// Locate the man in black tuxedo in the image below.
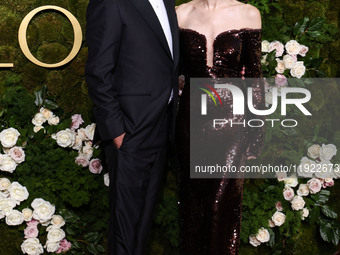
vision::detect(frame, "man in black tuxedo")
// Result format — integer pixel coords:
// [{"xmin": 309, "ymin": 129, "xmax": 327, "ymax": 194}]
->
[{"xmin": 84, "ymin": 0, "xmax": 179, "ymax": 254}]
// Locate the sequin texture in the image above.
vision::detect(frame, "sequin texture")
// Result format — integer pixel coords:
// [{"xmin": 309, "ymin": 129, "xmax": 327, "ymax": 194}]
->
[{"xmin": 177, "ymin": 28, "xmax": 265, "ymax": 255}]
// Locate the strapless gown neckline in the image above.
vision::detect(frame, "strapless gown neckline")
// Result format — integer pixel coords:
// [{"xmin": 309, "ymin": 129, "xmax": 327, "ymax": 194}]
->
[
  {"xmin": 178, "ymin": 27, "xmax": 262, "ymax": 42},
  {"xmin": 179, "ymin": 27, "xmax": 262, "ymax": 69}
]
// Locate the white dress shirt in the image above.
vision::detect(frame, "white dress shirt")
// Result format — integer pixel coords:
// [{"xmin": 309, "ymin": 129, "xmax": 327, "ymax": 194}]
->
[
  {"xmin": 148, "ymin": 0, "xmax": 173, "ymax": 57},
  {"xmin": 148, "ymin": 0, "xmax": 174, "ymax": 102}
]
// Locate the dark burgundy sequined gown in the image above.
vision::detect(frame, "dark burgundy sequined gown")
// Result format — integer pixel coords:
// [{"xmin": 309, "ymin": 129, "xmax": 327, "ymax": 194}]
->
[{"xmin": 177, "ymin": 28, "xmax": 265, "ymax": 255}]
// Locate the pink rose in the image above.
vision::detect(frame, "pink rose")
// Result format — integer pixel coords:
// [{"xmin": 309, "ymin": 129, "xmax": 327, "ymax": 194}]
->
[
  {"xmin": 275, "ymin": 74, "xmax": 287, "ymax": 87},
  {"xmin": 299, "ymin": 45, "xmax": 309, "ymax": 57},
  {"xmin": 322, "ymin": 179, "xmax": 334, "ymax": 188},
  {"xmin": 75, "ymin": 154, "xmax": 89, "ymax": 167},
  {"xmin": 27, "ymin": 219, "xmax": 39, "ymax": 227},
  {"xmin": 307, "ymin": 178, "xmax": 322, "ymax": 194},
  {"xmin": 89, "ymin": 159, "xmax": 103, "ymax": 174},
  {"xmin": 269, "ymin": 41, "xmax": 284, "ymax": 57},
  {"xmin": 9, "ymin": 146, "xmax": 25, "ymax": 164},
  {"xmin": 24, "ymin": 225, "xmax": 39, "ymax": 239},
  {"xmin": 275, "ymin": 201, "xmax": 283, "ymax": 212},
  {"xmin": 56, "ymin": 239, "xmax": 72, "ymax": 253},
  {"xmin": 283, "ymin": 186, "xmax": 294, "ymax": 201},
  {"xmin": 70, "ymin": 114, "xmax": 84, "ymax": 131}
]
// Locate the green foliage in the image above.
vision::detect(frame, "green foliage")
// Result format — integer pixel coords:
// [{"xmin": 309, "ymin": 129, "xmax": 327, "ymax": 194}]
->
[
  {"xmin": 155, "ymin": 173, "xmax": 179, "ymax": 247},
  {"xmin": 0, "ymin": 84, "xmax": 110, "ymax": 254},
  {"xmin": 0, "ymin": 85, "xmax": 36, "ymax": 126}
]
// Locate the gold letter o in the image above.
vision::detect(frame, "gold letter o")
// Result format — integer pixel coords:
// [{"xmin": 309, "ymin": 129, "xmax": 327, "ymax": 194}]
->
[{"xmin": 18, "ymin": 5, "xmax": 82, "ymax": 68}]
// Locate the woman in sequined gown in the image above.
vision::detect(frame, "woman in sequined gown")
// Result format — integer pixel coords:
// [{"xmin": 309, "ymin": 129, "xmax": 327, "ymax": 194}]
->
[{"xmin": 176, "ymin": 1, "xmax": 265, "ymax": 254}]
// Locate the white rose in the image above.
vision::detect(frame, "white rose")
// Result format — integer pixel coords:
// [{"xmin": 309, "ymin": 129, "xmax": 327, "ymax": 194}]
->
[
  {"xmin": 249, "ymin": 235, "xmax": 261, "ymax": 247},
  {"xmin": 2, "ymin": 147, "xmax": 10, "ymax": 154},
  {"xmin": 6, "ymin": 209, "xmax": 24, "ymax": 225},
  {"xmin": 9, "ymin": 146, "xmax": 25, "ymax": 164},
  {"xmin": 269, "ymin": 41, "xmax": 284, "ymax": 57},
  {"xmin": 285, "ymin": 40, "xmax": 301, "ymax": 55},
  {"xmin": 32, "ymin": 113, "xmax": 46, "ymax": 126},
  {"xmin": 265, "ymin": 91, "xmax": 273, "ymax": 106},
  {"xmin": 0, "ymin": 211, "xmax": 4, "ymax": 219},
  {"xmin": 72, "ymin": 135, "xmax": 83, "ymax": 151},
  {"xmin": 283, "ymin": 186, "xmax": 295, "ymax": 201},
  {"xmin": 75, "ymin": 153, "xmax": 90, "ymax": 167},
  {"xmin": 261, "ymin": 40, "xmax": 270, "ymax": 52},
  {"xmin": 334, "ymin": 167, "xmax": 340, "ymax": 179},
  {"xmin": 301, "ymin": 207, "xmax": 309, "ymax": 220},
  {"xmin": 0, "ymin": 127, "xmax": 20, "ymax": 148},
  {"xmin": 291, "ymin": 195, "xmax": 305, "ymax": 211},
  {"xmin": 275, "ymin": 58, "xmax": 285, "ymax": 74},
  {"xmin": 299, "ymin": 45, "xmax": 309, "ymax": 57},
  {"xmin": 307, "ymin": 178, "xmax": 322, "ymax": 194},
  {"xmin": 0, "ymin": 178, "xmax": 11, "ymax": 190},
  {"xmin": 104, "ymin": 173, "xmax": 110, "ymax": 187},
  {"xmin": 85, "ymin": 123, "xmax": 96, "ymax": 141},
  {"xmin": 290, "ymin": 61, "xmax": 306, "ymax": 79},
  {"xmin": 21, "ymin": 238, "xmax": 44, "ymax": 255},
  {"xmin": 307, "ymin": 144, "xmax": 321, "ymax": 159},
  {"xmin": 22, "ymin": 208, "xmax": 33, "ymax": 221},
  {"xmin": 261, "ymin": 54, "xmax": 269, "ymax": 66},
  {"xmin": 44, "ymin": 240, "xmax": 60, "ymax": 253},
  {"xmin": 31, "ymin": 198, "xmax": 55, "ymax": 222},
  {"xmin": 33, "ymin": 126, "xmax": 45, "ymax": 133},
  {"xmin": 315, "ymin": 160, "xmax": 334, "ymax": 179},
  {"xmin": 85, "ymin": 140, "xmax": 93, "ymax": 147},
  {"xmin": 41, "ymin": 220, "xmax": 51, "ymax": 226},
  {"xmin": 282, "ymin": 54, "xmax": 296, "ymax": 69},
  {"xmin": 51, "ymin": 215, "xmax": 65, "ymax": 227},
  {"xmin": 0, "ymin": 192, "xmax": 8, "ymax": 199},
  {"xmin": 271, "ymin": 211, "xmax": 286, "ymax": 226},
  {"xmin": 77, "ymin": 128, "xmax": 88, "ymax": 141},
  {"xmin": 40, "ymin": 107, "xmax": 53, "ymax": 119},
  {"xmin": 9, "ymin": 181, "xmax": 29, "ymax": 203},
  {"xmin": 0, "ymin": 155, "xmax": 17, "ymax": 173},
  {"xmin": 256, "ymin": 227, "xmax": 270, "ymax": 243},
  {"xmin": 268, "ymin": 219, "xmax": 275, "ymax": 228},
  {"xmin": 81, "ymin": 145, "xmax": 94, "ymax": 160},
  {"xmin": 320, "ymin": 144, "xmax": 337, "ymax": 161},
  {"xmin": 0, "ymin": 198, "xmax": 17, "ymax": 216},
  {"xmin": 297, "ymin": 157, "xmax": 315, "ymax": 178},
  {"xmin": 297, "ymin": 184, "xmax": 309, "ymax": 196},
  {"xmin": 46, "ymin": 226, "xmax": 66, "ymax": 242},
  {"xmin": 54, "ymin": 129, "xmax": 76, "ymax": 148},
  {"xmin": 48, "ymin": 116, "xmax": 60, "ymax": 126},
  {"xmin": 276, "ymin": 171, "xmax": 287, "ymax": 181},
  {"xmin": 283, "ymin": 174, "xmax": 298, "ymax": 187}
]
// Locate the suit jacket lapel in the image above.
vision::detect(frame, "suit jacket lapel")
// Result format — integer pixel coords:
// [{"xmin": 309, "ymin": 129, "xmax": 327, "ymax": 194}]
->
[
  {"xmin": 128, "ymin": 0, "xmax": 173, "ymax": 59},
  {"xmin": 163, "ymin": 0, "xmax": 180, "ymax": 66}
]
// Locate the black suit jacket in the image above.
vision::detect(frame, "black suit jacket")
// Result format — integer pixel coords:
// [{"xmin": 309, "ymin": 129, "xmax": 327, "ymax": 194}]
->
[{"xmin": 85, "ymin": 0, "xmax": 179, "ymax": 145}]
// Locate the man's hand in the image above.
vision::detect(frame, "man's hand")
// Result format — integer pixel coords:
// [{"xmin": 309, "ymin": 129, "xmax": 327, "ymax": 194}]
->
[
  {"xmin": 178, "ymin": 75, "xmax": 185, "ymax": 96},
  {"xmin": 113, "ymin": 133, "xmax": 126, "ymax": 149}
]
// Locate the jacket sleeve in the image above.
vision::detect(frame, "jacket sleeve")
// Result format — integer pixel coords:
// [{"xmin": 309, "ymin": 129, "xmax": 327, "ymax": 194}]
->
[
  {"xmin": 243, "ymin": 30, "xmax": 265, "ymax": 157},
  {"xmin": 85, "ymin": 0, "xmax": 125, "ymax": 141}
]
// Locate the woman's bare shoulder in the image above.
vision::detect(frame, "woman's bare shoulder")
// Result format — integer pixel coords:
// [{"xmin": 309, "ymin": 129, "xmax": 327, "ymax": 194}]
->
[
  {"xmin": 236, "ymin": 3, "xmax": 262, "ymax": 29},
  {"xmin": 246, "ymin": 4, "xmax": 261, "ymax": 27},
  {"xmin": 176, "ymin": 2, "xmax": 195, "ymax": 27}
]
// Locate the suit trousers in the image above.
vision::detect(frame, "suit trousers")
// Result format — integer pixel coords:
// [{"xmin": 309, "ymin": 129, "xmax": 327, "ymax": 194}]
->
[{"xmin": 103, "ymin": 109, "xmax": 169, "ymax": 255}]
